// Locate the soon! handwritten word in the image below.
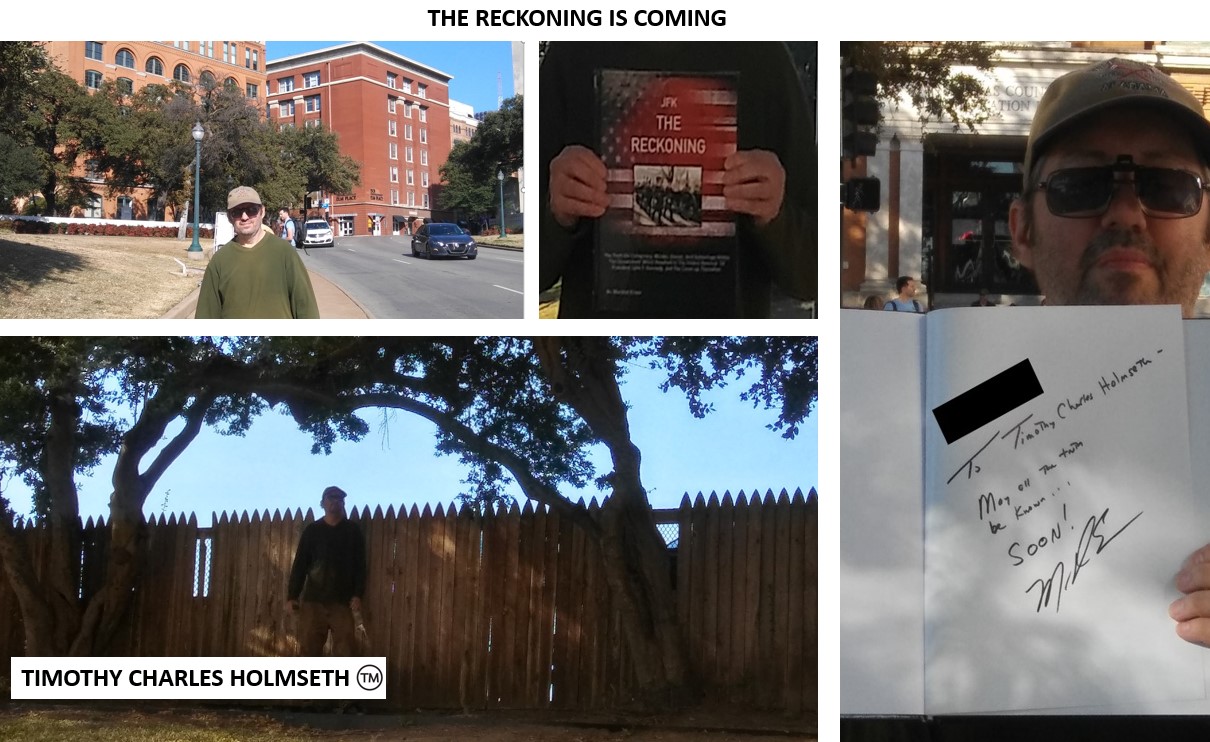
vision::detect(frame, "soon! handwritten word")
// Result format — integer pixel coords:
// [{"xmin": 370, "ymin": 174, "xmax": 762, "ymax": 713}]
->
[{"xmin": 1009, "ymin": 503, "xmax": 1068, "ymax": 566}]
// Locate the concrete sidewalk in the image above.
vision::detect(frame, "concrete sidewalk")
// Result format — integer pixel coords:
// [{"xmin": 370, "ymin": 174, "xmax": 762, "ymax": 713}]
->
[{"xmin": 162, "ymin": 269, "xmax": 370, "ymax": 319}]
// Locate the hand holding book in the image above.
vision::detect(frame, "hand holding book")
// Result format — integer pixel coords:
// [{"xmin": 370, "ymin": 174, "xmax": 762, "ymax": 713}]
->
[
  {"xmin": 550, "ymin": 144, "xmax": 787, "ymax": 231},
  {"xmin": 548, "ymin": 145, "xmax": 609, "ymax": 230},
  {"xmin": 722, "ymin": 149, "xmax": 785, "ymax": 226},
  {"xmin": 1171, "ymin": 542, "xmax": 1210, "ymax": 647}
]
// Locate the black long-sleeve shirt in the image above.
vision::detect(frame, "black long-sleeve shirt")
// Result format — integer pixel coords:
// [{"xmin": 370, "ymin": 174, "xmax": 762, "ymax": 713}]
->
[{"xmin": 287, "ymin": 517, "xmax": 366, "ymax": 605}]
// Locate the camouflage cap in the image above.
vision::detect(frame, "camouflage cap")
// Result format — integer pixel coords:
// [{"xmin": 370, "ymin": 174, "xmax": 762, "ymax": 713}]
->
[{"xmin": 1024, "ymin": 58, "xmax": 1210, "ymax": 187}]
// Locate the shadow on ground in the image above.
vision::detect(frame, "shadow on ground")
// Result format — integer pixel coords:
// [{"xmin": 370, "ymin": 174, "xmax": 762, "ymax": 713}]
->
[
  {"xmin": 0, "ymin": 701, "xmax": 814, "ymax": 740},
  {"xmin": 262, "ymin": 706, "xmax": 814, "ymax": 738},
  {"xmin": 0, "ymin": 237, "xmax": 87, "ymax": 292}
]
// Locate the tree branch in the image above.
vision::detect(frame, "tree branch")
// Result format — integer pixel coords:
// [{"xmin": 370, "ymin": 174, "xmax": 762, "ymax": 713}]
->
[{"xmin": 253, "ymin": 381, "xmax": 601, "ymax": 537}]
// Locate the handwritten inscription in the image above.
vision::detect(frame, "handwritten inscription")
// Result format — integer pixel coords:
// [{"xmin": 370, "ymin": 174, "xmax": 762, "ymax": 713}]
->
[
  {"xmin": 1058, "ymin": 441, "xmax": 1083, "ymax": 459},
  {"xmin": 917, "ymin": 307, "xmax": 1200, "ymax": 713},
  {"xmin": 946, "ymin": 431, "xmax": 996, "ymax": 485},
  {"xmin": 1096, "ymin": 353, "xmax": 1157, "ymax": 396},
  {"xmin": 947, "ymin": 349, "xmax": 1163, "ymax": 475},
  {"xmin": 1056, "ymin": 391, "xmax": 1094, "ymax": 419},
  {"xmin": 1013, "ymin": 495, "xmax": 1047, "ymax": 521},
  {"xmin": 944, "ymin": 347, "xmax": 1164, "ymax": 616},
  {"xmin": 1005, "ymin": 413, "xmax": 1056, "ymax": 450},
  {"xmin": 1008, "ymin": 503, "xmax": 1067, "ymax": 566}
]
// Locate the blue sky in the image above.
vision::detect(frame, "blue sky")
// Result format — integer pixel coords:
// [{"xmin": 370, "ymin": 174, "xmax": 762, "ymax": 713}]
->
[
  {"xmin": 5, "ymin": 360, "xmax": 816, "ymax": 527},
  {"xmin": 264, "ymin": 42, "xmax": 517, "ymax": 116}
]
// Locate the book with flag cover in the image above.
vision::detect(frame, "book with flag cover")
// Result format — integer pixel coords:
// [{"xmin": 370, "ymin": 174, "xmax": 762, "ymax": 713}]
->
[{"xmin": 593, "ymin": 69, "xmax": 739, "ymax": 316}]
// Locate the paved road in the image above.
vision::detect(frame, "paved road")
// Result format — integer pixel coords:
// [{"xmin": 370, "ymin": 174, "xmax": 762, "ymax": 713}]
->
[{"xmin": 297, "ymin": 234, "xmax": 524, "ymax": 319}]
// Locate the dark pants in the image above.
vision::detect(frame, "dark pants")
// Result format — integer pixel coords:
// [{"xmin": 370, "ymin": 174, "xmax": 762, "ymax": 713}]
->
[{"xmin": 299, "ymin": 601, "xmax": 355, "ymax": 657}]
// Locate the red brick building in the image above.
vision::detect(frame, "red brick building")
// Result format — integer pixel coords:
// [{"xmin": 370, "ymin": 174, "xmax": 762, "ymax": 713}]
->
[
  {"xmin": 266, "ymin": 42, "xmax": 453, "ymax": 237},
  {"xmin": 40, "ymin": 41, "xmax": 267, "ymax": 220}
]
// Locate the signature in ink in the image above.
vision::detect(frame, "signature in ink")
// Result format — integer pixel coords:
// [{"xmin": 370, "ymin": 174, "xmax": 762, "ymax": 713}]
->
[{"xmin": 1025, "ymin": 507, "xmax": 1143, "ymax": 614}]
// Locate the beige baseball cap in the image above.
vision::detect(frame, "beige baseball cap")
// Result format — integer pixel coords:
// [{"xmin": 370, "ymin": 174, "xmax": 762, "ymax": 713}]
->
[
  {"xmin": 226, "ymin": 185, "xmax": 263, "ymax": 209},
  {"xmin": 1024, "ymin": 58, "xmax": 1210, "ymax": 187}
]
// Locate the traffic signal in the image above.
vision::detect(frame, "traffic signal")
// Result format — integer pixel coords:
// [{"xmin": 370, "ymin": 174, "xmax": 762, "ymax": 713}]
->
[
  {"xmin": 843, "ymin": 67, "xmax": 879, "ymax": 159},
  {"xmin": 842, "ymin": 177, "xmax": 881, "ymax": 212}
]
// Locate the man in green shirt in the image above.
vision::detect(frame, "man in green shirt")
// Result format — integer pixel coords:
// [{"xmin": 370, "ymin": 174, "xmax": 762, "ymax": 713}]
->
[{"xmin": 195, "ymin": 186, "xmax": 320, "ymax": 319}]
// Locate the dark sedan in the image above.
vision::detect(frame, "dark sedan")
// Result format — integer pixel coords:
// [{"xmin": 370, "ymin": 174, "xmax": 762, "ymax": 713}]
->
[{"xmin": 410, "ymin": 222, "xmax": 478, "ymax": 259}]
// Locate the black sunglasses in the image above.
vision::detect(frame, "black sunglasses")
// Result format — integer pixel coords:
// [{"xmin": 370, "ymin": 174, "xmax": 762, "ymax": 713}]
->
[
  {"xmin": 228, "ymin": 204, "xmax": 262, "ymax": 219},
  {"xmin": 1036, "ymin": 155, "xmax": 1210, "ymax": 218}
]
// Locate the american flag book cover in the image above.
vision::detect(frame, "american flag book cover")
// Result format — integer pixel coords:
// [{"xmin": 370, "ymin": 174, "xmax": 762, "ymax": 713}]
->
[{"xmin": 593, "ymin": 69, "xmax": 739, "ymax": 316}]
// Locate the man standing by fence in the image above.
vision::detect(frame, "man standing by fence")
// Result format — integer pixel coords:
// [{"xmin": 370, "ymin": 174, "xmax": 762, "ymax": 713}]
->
[{"xmin": 287, "ymin": 486, "xmax": 366, "ymax": 658}]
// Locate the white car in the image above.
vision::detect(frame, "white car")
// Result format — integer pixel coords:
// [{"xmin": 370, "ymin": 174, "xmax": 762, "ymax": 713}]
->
[{"xmin": 301, "ymin": 219, "xmax": 334, "ymax": 248}]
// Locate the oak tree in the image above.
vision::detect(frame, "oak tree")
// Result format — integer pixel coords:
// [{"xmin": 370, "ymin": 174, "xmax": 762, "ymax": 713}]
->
[{"xmin": 0, "ymin": 335, "xmax": 815, "ymax": 707}]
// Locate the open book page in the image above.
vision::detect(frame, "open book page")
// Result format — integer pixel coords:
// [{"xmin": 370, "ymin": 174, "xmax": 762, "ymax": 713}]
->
[
  {"xmin": 922, "ymin": 305, "xmax": 1205, "ymax": 714},
  {"xmin": 839, "ymin": 309, "xmax": 927, "ymax": 714},
  {"xmin": 1033, "ymin": 320, "xmax": 1210, "ymax": 716},
  {"xmin": 1175, "ymin": 321, "xmax": 1210, "ymax": 711}
]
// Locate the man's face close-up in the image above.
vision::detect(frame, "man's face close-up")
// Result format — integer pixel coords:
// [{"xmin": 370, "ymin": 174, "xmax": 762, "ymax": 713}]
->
[
  {"xmin": 1011, "ymin": 109, "xmax": 1210, "ymax": 316},
  {"xmin": 321, "ymin": 493, "xmax": 346, "ymax": 518},
  {"xmin": 230, "ymin": 203, "xmax": 263, "ymax": 239}
]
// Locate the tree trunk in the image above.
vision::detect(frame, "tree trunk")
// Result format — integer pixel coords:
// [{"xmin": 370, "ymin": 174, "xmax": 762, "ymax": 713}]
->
[
  {"xmin": 43, "ymin": 384, "xmax": 84, "ymax": 653},
  {"xmin": 534, "ymin": 337, "xmax": 697, "ymax": 705},
  {"xmin": 1, "ymin": 344, "xmax": 255, "ymax": 657},
  {"xmin": 0, "ymin": 379, "xmax": 85, "ymax": 656},
  {"xmin": 70, "ymin": 498, "xmax": 143, "ymax": 656},
  {"xmin": 0, "ymin": 512, "xmax": 60, "ymax": 655},
  {"xmin": 40, "ymin": 170, "xmax": 58, "ymax": 216},
  {"xmin": 597, "ymin": 461, "xmax": 696, "ymax": 705}
]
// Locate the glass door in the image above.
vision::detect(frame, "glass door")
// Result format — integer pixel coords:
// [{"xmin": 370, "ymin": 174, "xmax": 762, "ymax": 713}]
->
[{"xmin": 946, "ymin": 187, "xmax": 1029, "ymax": 292}]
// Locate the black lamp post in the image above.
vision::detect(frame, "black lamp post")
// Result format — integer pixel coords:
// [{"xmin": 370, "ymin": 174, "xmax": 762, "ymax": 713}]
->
[
  {"xmin": 187, "ymin": 122, "xmax": 204, "ymax": 256},
  {"xmin": 497, "ymin": 169, "xmax": 505, "ymax": 238}
]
